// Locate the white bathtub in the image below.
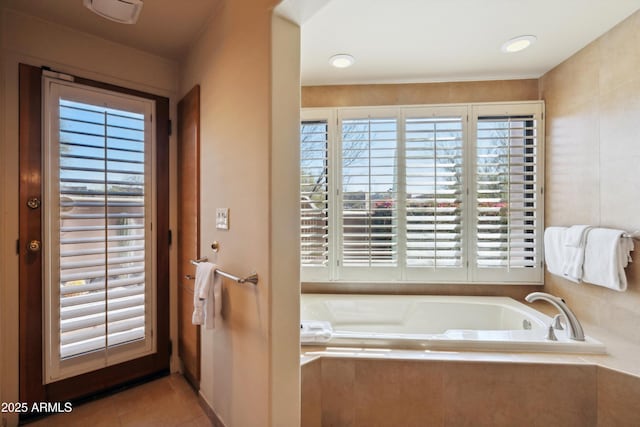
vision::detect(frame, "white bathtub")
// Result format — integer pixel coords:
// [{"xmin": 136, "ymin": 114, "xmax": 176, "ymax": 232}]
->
[{"xmin": 301, "ymin": 294, "xmax": 605, "ymax": 354}]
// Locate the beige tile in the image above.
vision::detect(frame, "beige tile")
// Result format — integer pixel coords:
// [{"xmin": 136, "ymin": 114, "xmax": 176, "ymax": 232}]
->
[
  {"xmin": 442, "ymin": 362, "xmax": 596, "ymax": 427},
  {"xmin": 193, "ymin": 415, "xmax": 215, "ymax": 427},
  {"xmin": 544, "ymin": 101, "xmax": 600, "ymax": 225},
  {"xmin": 599, "ymin": 11, "xmax": 640, "ymax": 94},
  {"xmin": 301, "ymin": 359, "xmax": 322, "ymax": 427},
  {"xmin": 321, "ymin": 358, "xmax": 356, "ymax": 426},
  {"xmin": 449, "ymin": 80, "xmax": 539, "ymax": 103},
  {"xmin": 15, "ymin": 375, "xmax": 207, "ymax": 427},
  {"xmin": 353, "ymin": 359, "xmax": 443, "ymax": 427},
  {"xmin": 598, "ymin": 79, "xmax": 640, "ymax": 231},
  {"xmin": 302, "ymin": 79, "xmax": 539, "ymax": 108},
  {"xmin": 598, "ymin": 367, "xmax": 640, "ymax": 426},
  {"xmin": 540, "ymin": 41, "xmax": 599, "ymax": 109}
]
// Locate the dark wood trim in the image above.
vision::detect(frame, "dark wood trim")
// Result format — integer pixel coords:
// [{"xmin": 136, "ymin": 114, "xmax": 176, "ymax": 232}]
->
[
  {"xmin": 177, "ymin": 85, "xmax": 201, "ymax": 390},
  {"xmin": 18, "ymin": 64, "xmax": 171, "ymax": 414},
  {"xmin": 19, "ymin": 63, "xmax": 45, "ymax": 404}
]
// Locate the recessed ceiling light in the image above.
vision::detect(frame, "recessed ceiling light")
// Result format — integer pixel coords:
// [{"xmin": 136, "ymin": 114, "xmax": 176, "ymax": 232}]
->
[
  {"xmin": 329, "ymin": 54, "xmax": 355, "ymax": 68},
  {"xmin": 501, "ymin": 35, "xmax": 537, "ymax": 53},
  {"xmin": 83, "ymin": 0, "xmax": 144, "ymax": 24}
]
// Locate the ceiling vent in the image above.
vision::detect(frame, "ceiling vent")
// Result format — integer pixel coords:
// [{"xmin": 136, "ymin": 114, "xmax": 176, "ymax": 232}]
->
[{"xmin": 83, "ymin": 0, "xmax": 144, "ymax": 24}]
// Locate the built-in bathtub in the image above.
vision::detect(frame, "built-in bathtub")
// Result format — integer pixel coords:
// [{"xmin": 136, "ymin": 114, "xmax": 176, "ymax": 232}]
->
[{"xmin": 301, "ymin": 294, "xmax": 605, "ymax": 354}]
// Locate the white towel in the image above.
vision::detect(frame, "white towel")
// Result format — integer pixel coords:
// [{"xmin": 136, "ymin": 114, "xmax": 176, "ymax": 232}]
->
[
  {"xmin": 300, "ymin": 320, "xmax": 333, "ymax": 344},
  {"xmin": 192, "ymin": 262, "xmax": 222, "ymax": 329},
  {"xmin": 544, "ymin": 227, "xmax": 570, "ymax": 280},
  {"xmin": 582, "ymin": 228, "xmax": 634, "ymax": 291},
  {"xmin": 561, "ymin": 225, "xmax": 593, "ymax": 282}
]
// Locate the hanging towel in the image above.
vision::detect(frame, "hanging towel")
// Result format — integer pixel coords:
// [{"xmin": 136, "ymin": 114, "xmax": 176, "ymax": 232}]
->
[
  {"xmin": 300, "ymin": 320, "xmax": 333, "ymax": 344},
  {"xmin": 582, "ymin": 228, "xmax": 634, "ymax": 291},
  {"xmin": 544, "ymin": 226, "xmax": 570, "ymax": 280},
  {"xmin": 192, "ymin": 262, "xmax": 222, "ymax": 329},
  {"xmin": 561, "ymin": 225, "xmax": 593, "ymax": 282}
]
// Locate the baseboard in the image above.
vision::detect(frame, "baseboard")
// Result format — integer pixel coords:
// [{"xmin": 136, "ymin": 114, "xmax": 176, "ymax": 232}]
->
[{"xmin": 198, "ymin": 393, "xmax": 226, "ymax": 427}]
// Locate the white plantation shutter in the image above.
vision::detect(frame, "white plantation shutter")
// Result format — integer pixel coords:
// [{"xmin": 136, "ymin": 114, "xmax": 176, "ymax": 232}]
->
[
  {"xmin": 403, "ymin": 108, "xmax": 467, "ymax": 281},
  {"xmin": 473, "ymin": 104, "xmax": 543, "ymax": 282},
  {"xmin": 44, "ymin": 79, "xmax": 156, "ymax": 382},
  {"xmin": 300, "ymin": 119, "xmax": 330, "ymax": 274},
  {"xmin": 339, "ymin": 110, "xmax": 399, "ymax": 279},
  {"xmin": 300, "ymin": 102, "xmax": 543, "ymax": 284}
]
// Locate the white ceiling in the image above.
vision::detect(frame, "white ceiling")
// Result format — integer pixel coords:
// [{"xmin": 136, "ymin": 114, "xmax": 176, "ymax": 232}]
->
[
  {"xmin": 301, "ymin": 0, "xmax": 640, "ymax": 86},
  {"xmin": 2, "ymin": 0, "xmax": 218, "ymax": 60}
]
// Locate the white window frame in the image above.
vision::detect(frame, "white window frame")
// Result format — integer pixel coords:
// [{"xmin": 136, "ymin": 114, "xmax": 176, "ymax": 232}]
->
[
  {"xmin": 43, "ymin": 77, "xmax": 157, "ymax": 383},
  {"xmin": 300, "ymin": 101, "xmax": 544, "ymax": 285},
  {"xmin": 402, "ymin": 105, "xmax": 470, "ymax": 282},
  {"xmin": 470, "ymin": 103, "xmax": 544, "ymax": 284},
  {"xmin": 337, "ymin": 107, "xmax": 401, "ymax": 282},
  {"xmin": 300, "ymin": 109, "xmax": 335, "ymax": 282}
]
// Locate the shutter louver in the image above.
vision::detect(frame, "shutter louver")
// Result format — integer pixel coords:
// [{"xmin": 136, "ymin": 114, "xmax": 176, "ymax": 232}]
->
[
  {"xmin": 405, "ymin": 116, "xmax": 464, "ymax": 268},
  {"xmin": 57, "ymin": 99, "xmax": 147, "ymax": 359},
  {"xmin": 475, "ymin": 115, "xmax": 538, "ymax": 269},
  {"xmin": 300, "ymin": 120, "xmax": 330, "ymax": 268},
  {"xmin": 341, "ymin": 117, "xmax": 398, "ymax": 267}
]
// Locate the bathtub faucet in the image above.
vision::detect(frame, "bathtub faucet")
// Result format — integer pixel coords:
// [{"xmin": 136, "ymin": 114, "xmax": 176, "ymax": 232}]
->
[{"xmin": 524, "ymin": 292, "xmax": 585, "ymax": 341}]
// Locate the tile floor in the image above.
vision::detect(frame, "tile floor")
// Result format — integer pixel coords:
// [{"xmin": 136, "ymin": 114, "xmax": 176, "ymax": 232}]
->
[{"xmin": 26, "ymin": 374, "xmax": 212, "ymax": 427}]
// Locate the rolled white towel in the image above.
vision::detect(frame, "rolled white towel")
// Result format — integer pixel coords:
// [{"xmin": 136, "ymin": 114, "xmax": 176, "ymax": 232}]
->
[{"xmin": 300, "ymin": 320, "xmax": 333, "ymax": 344}]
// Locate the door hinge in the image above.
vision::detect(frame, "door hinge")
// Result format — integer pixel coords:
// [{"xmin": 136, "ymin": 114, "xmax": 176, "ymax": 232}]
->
[
  {"xmin": 16, "ymin": 239, "xmax": 19, "ymax": 255},
  {"xmin": 168, "ymin": 229, "xmax": 172, "ymax": 245},
  {"xmin": 168, "ymin": 119, "xmax": 172, "ymax": 136},
  {"xmin": 337, "ymin": 259, "xmax": 340, "ymax": 267}
]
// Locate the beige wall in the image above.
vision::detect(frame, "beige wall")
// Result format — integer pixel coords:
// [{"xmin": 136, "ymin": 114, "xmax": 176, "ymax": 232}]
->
[
  {"xmin": 0, "ymin": 9, "xmax": 179, "ymax": 427},
  {"xmin": 303, "ymin": 358, "xmax": 599, "ymax": 426},
  {"xmin": 302, "ymin": 358, "xmax": 640, "ymax": 426},
  {"xmin": 180, "ymin": 1, "xmax": 300, "ymax": 426},
  {"xmin": 539, "ymin": 10, "xmax": 640, "ymax": 343},
  {"xmin": 301, "ymin": 79, "xmax": 539, "ymax": 107},
  {"xmin": 270, "ymin": 14, "xmax": 302, "ymax": 427}
]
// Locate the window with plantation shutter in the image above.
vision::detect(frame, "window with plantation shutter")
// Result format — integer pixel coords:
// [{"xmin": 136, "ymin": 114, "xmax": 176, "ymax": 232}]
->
[
  {"xmin": 44, "ymin": 78, "xmax": 156, "ymax": 382},
  {"xmin": 339, "ymin": 111, "xmax": 399, "ymax": 279},
  {"xmin": 473, "ymin": 104, "xmax": 543, "ymax": 282},
  {"xmin": 300, "ymin": 102, "xmax": 543, "ymax": 284},
  {"xmin": 300, "ymin": 119, "xmax": 330, "ymax": 274},
  {"xmin": 404, "ymin": 108, "xmax": 466, "ymax": 281}
]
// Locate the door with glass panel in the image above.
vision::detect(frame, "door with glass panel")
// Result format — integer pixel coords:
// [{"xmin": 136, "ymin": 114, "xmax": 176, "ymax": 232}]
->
[
  {"xmin": 43, "ymin": 78, "xmax": 158, "ymax": 382},
  {"xmin": 18, "ymin": 64, "xmax": 169, "ymax": 406}
]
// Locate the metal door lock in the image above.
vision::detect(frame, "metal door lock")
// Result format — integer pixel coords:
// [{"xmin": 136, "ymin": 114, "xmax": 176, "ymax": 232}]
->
[
  {"xmin": 28, "ymin": 240, "xmax": 41, "ymax": 252},
  {"xmin": 27, "ymin": 197, "xmax": 41, "ymax": 209}
]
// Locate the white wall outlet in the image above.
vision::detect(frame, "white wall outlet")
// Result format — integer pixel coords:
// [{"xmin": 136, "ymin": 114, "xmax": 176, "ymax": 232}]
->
[{"xmin": 216, "ymin": 208, "xmax": 229, "ymax": 230}]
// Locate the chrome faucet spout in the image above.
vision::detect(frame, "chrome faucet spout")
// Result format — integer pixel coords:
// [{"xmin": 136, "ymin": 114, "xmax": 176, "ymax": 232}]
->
[{"xmin": 525, "ymin": 292, "xmax": 585, "ymax": 341}]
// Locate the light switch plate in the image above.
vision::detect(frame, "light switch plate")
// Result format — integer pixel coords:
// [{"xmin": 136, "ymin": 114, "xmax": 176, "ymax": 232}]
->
[{"xmin": 216, "ymin": 208, "xmax": 229, "ymax": 230}]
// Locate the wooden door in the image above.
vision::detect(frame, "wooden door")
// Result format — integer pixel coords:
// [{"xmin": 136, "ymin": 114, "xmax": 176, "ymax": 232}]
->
[
  {"xmin": 18, "ymin": 64, "xmax": 170, "ymax": 414},
  {"xmin": 177, "ymin": 85, "xmax": 201, "ymax": 388}
]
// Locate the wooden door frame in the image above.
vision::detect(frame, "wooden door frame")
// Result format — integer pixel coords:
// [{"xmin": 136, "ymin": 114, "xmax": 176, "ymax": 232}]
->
[
  {"xmin": 18, "ymin": 63, "xmax": 171, "ymax": 412},
  {"xmin": 177, "ymin": 85, "xmax": 201, "ymax": 389}
]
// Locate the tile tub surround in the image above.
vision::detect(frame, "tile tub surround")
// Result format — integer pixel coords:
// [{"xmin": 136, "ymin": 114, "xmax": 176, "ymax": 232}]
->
[
  {"xmin": 540, "ymin": 9, "xmax": 640, "ymax": 343},
  {"xmin": 301, "ymin": 79, "xmax": 539, "ymax": 108},
  {"xmin": 302, "ymin": 357, "xmax": 640, "ymax": 427}
]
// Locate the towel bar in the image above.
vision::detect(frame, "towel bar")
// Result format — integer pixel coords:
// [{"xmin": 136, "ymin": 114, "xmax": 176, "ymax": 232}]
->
[{"xmin": 189, "ymin": 257, "xmax": 259, "ymax": 285}]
